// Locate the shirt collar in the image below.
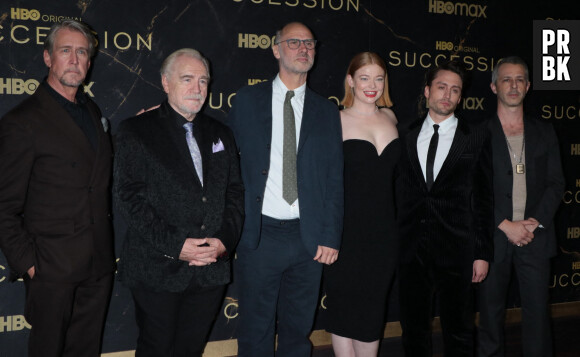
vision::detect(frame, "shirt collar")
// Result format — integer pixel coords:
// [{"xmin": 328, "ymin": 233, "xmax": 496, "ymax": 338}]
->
[
  {"xmin": 424, "ymin": 113, "xmax": 458, "ymax": 134},
  {"xmin": 162, "ymin": 100, "xmax": 199, "ymax": 130},
  {"xmin": 273, "ymin": 74, "xmax": 306, "ymax": 98},
  {"xmin": 42, "ymin": 79, "xmax": 87, "ymax": 107}
]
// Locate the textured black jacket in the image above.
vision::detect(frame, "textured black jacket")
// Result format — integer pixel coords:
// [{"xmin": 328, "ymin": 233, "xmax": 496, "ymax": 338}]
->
[{"xmin": 114, "ymin": 101, "xmax": 244, "ymax": 292}]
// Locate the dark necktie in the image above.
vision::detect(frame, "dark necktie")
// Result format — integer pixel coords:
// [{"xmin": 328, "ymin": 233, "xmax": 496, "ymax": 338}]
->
[
  {"xmin": 283, "ymin": 90, "xmax": 298, "ymax": 204},
  {"xmin": 426, "ymin": 124, "xmax": 439, "ymax": 190},
  {"xmin": 183, "ymin": 122, "xmax": 203, "ymax": 186}
]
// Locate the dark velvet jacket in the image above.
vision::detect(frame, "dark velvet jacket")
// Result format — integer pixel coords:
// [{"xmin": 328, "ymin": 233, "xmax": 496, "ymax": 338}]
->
[
  {"xmin": 488, "ymin": 115, "xmax": 564, "ymax": 262},
  {"xmin": 114, "ymin": 102, "xmax": 244, "ymax": 292},
  {"xmin": 396, "ymin": 117, "xmax": 494, "ymax": 266},
  {"xmin": 0, "ymin": 85, "xmax": 115, "ymax": 282}
]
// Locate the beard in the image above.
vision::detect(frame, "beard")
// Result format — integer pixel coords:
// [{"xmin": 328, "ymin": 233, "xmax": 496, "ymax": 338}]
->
[{"xmin": 58, "ymin": 73, "xmax": 84, "ymax": 88}]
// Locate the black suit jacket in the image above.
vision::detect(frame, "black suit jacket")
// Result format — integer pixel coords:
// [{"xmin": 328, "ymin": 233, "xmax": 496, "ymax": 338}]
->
[
  {"xmin": 396, "ymin": 118, "xmax": 494, "ymax": 266},
  {"xmin": 0, "ymin": 85, "xmax": 115, "ymax": 282},
  {"xmin": 114, "ymin": 101, "xmax": 244, "ymax": 292},
  {"xmin": 488, "ymin": 115, "xmax": 564, "ymax": 261}
]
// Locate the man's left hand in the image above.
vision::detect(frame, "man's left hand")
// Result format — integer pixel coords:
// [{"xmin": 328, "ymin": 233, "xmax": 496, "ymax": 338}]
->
[
  {"xmin": 205, "ymin": 238, "xmax": 226, "ymax": 259},
  {"xmin": 472, "ymin": 259, "xmax": 489, "ymax": 283},
  {"xmin": 525, "ymin": 217, "xmax": 540, "ymax": 233},
  {"xmin": 314, "ymin": 245, "xmax": 339, "ymax": 265}
]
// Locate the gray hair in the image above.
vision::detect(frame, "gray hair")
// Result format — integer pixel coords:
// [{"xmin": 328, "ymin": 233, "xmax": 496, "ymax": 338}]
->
[
  {"xmin": 160, "ymin": 48, "xmax": 210, "ymax": 79},
  {"xmin": 44, "ymin": 19, "xmax": 97, "ymax": 57},
  {"xmin": 492, "ymin": 56, "xmax": 529, "ymax": 84}
]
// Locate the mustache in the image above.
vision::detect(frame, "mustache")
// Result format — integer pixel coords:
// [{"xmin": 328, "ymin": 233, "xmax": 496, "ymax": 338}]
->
[{"xmin": 184, "ymin": 94, "xmax": 205, "ymax": 100}]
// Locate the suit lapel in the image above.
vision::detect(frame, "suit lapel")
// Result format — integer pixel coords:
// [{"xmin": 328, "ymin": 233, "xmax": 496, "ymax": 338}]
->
[
  {"xmin": 523, "ymin": 115, "xmax": 538, "ymax": 173},
  {"xmin": 85, "ymin": 100, "xmax": 108, "ymax": 185},
  {"xmin": 157, "ymin": 105, "xmax": 202, "ymax": 187},
  {"xmin": 37, "ymin": 87, "xmax": 95, "ymax": 164},
  {"xmin": 196, "ymin": 114, "xmax": 212, "ymax": 189},
  {"xmin": 523, "ymin": 115, "xmax": 539, "ymax": 191},
  {"xmin": 491, "ymin": 115, "xmax": 512, "ymax": 174},
  {"xmin": 405, "ymin": 124, "xmax": 425, "ymax": 190},
  {"xmin": 434, "ymin": 119, "xmax": 469, "ymax": 186},
  {"xmin": 297, "ymin": 88, "xmax": 315, "ymax": 153}
]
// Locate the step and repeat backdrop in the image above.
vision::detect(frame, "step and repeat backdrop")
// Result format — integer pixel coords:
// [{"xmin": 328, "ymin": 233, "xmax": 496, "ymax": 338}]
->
[{"xmin": 0, "ymin": 0, "xmax": 578, "ymax": 355}]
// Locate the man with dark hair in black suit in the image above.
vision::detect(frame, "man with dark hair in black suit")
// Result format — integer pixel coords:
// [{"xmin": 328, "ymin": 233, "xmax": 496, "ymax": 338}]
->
[
  {"xmin": 114, "ymin": 48, "xmax": 244, "ymax": 357},
  {"xmin": 396, "ymin": 61, "xmax": 493, "ymax": 356},
  {"xmin": 478, "ymin": 56, "xmax": 564, "ymax": 357}
]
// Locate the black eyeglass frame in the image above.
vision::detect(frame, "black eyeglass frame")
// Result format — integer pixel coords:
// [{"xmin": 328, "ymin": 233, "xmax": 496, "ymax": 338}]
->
[{"xmin": 275, "ymin": 38, "xmax": 317, "ymax": 50}]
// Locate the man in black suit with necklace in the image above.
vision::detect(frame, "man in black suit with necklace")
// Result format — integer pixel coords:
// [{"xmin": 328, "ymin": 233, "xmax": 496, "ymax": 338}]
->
[
  {"xmin": 477, "ymin": 56, "xmax": 564, "ymax": 357},
  {"xmin": 396, "ymin": 61, "xmax": 493, "ymax": 356},
  {"xmin": 114, "ymin": 48, "xmax": 244, "ymax": 356}
]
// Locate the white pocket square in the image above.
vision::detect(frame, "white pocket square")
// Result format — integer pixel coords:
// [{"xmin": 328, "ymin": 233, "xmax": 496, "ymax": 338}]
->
[{"xmin": 212, "ymin": 139, "xmax": 225, "ymax": 153}]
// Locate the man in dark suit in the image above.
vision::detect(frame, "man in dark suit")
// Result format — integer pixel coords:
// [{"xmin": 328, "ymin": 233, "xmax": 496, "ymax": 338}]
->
[
  {"xmin": 0, "ymin": 20, "xmax": 115, "ymax": 357},
  {"xmin": 477, "ymin": 56, "xmax": 564, "ymax": 357},
  {"xmin": 227, "ymin": 22, "xmax": 343, "ymax": 356},
  {"xmin": 114, "ymin": 48, "xmax": 244, "ymax": 356},
  {"xmin": 395, "ymin": 61, "xmax": 493, "ymax": 356}
]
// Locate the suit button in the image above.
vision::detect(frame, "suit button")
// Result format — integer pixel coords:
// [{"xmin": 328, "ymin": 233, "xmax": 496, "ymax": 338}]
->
[
  {"xmin": 256, "ymin": 196, "xmax": 261, "ymax": 202},
  {"xmin": 202, "ymin": 196, "xmax": 208, "ymax": 203},
  {"xmin": 88, "ymin": 186, "xmax": 93, "ymax": 192},
  {"xmin": 508, "ymin": 170, "xmax": 512, "ymax": 175},
  {"xmin": 71, "ymin": 162, "xmax": 77, "ymax": 168},
  {"xmin": 90, "ymin": 217, "xmax": 95, "ymax": 224},
  {"xmin": 420, "ymin": 219, "xmax": 426, "ymax": 224},
  {"xmin": 201, "ymin": 225, "xmax": 206, "ymax": 231},
  {"xmin": 261, "ymin": 169, "xmax": 268, "ymax": 175},
  {"xmin": 506, "ymin": 193, "xmax": 512, "ymax": 199},
  {"xmin": 266, "ymin": 144, "xmax": 271, "ymax": 150}
]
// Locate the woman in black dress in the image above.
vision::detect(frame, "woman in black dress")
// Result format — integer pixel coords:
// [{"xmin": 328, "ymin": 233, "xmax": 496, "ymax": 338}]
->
[{"xmin": 324, "ymin": 52, "xmax": 399, "ymax": 356}]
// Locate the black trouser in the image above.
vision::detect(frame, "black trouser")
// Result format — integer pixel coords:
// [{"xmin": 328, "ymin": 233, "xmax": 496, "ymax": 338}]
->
[
  {"xmin": 24, "ymin": 273, "xmax": 113, "ymax": 357},
  {"xmin": 478, "ymin": 244, "xmax": 552, "ymax": 357},
  {"xmin": 399, "ymin": 255, "xmax": 474, "ymax": 357},
  {"xmin": 131, "ymin": 283, "xmax": 225, "ymax": 357}
]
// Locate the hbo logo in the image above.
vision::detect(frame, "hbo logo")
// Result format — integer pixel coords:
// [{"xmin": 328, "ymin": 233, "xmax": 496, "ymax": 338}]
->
[
  {"xmin": 11, "ymin": 8, "xmax": 41, "ymax": 21},
  {"xmin": 435, "ymin": 41, "xmax": 454, "ymax": 51}
]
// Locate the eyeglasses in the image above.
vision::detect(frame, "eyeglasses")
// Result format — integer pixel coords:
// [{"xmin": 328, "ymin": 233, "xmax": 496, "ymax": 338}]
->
[{"xmin": 275, "ymin": 38, "xmax": 317, "ymax": 50}]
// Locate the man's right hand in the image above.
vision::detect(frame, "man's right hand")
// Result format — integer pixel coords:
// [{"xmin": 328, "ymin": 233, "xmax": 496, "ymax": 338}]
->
[
  {"xmin": 498, "ymin": 219, "xmax": 535, "ymax": 247},
  {"xmin": 27, "ymin": 266, "xmax": 35, "ymax": 279}
]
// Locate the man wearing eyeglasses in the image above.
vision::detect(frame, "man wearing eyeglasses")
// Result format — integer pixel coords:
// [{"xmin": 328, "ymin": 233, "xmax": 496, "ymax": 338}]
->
[{"xmin": 227, "ymin": 22, "xmax": 343, "ymax": 356}]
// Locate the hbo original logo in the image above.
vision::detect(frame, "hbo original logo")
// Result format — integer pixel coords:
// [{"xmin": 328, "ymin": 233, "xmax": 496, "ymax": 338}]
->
[{"xmin": 238, "ymin": 33, "xmax": 276, "ymax": 49}]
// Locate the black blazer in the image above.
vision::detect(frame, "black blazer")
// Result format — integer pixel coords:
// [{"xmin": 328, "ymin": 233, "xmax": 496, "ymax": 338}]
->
[
  {"xmin": 114, "ymin": 102, "xmax": 244, "ymax": 292},
  {"xmin": 488, "ymin": 115, "xmax": 564, "ymax": 261},
  {"xmin": 0, "ymin": 85, "xmax": 115, "ymax": 282},
  {"xmin": 396, "ymin": 118, "xmax": 494, "ymax": 266}
]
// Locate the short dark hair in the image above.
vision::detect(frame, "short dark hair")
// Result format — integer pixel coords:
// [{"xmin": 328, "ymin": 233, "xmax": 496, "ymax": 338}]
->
[
  {"xmin": 44, "ymin": 19, "xmax": 97, "ymax": 57},
  {"xmin": 424, "ymin": 60, "xmax": 466, "ymax": 88},
  {"xmin": 492, "ymin": 56, "xmax": 529, "ymax": 84}
]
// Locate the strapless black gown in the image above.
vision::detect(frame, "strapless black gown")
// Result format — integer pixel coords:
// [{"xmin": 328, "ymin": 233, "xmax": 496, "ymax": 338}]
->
[{"xmin": 323, "ymin": 138, "xmax": 400, "ymax": 342}]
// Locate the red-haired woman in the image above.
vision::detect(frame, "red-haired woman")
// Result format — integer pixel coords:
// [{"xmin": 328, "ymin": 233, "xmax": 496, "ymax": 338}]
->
[{"xmin": 324, "ymin": 52, "xmax": 399, "ymax": 357}]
